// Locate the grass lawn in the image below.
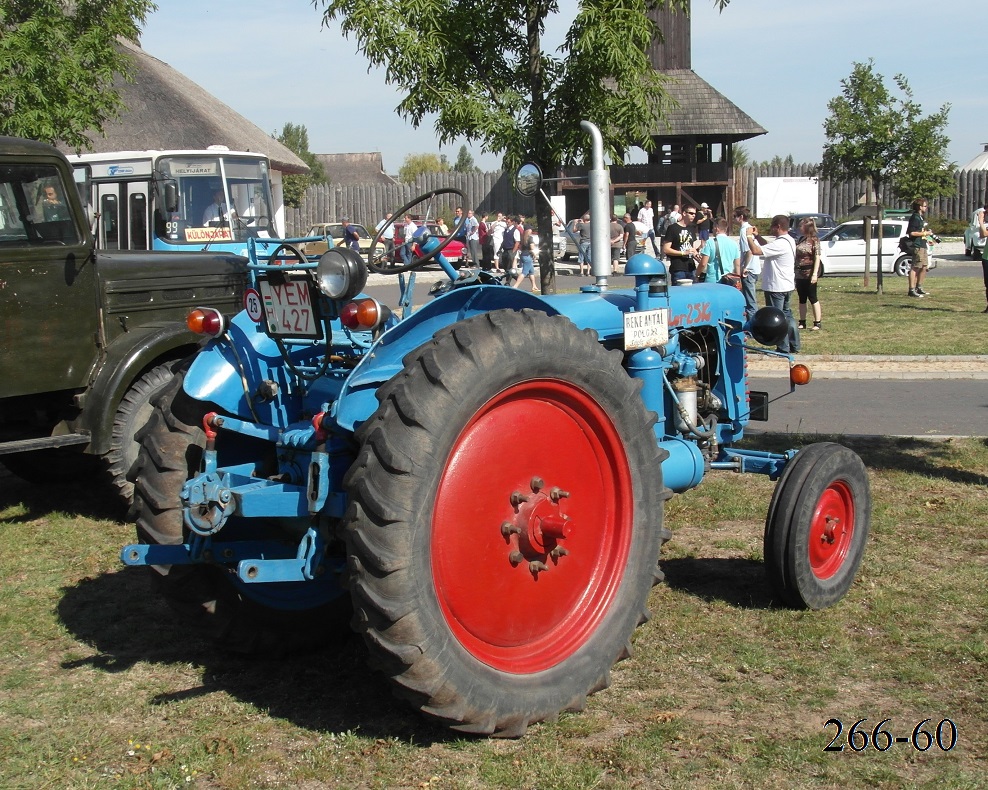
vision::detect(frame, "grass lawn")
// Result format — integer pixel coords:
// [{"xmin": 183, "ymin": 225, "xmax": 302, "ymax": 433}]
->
[
  {"xmin": 1, "ymin": 432, "xmax": 986, "ymax": 789},
  {"xmin": 785, "ymin": 276, "xmax": 987, "ymax": 356},
  {"xmin": 548, "ymin": 271, "xmax": 987, "ymax": 356}
]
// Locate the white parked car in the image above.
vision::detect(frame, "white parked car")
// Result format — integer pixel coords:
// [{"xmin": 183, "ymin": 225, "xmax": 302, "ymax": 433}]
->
[
  {"xmin": 818, "ymin": 219, "xmax": 935, "ymax": 277},
  {"xmin": 964, "ymin": 209, "xmax": 985, "ymax": 258}
]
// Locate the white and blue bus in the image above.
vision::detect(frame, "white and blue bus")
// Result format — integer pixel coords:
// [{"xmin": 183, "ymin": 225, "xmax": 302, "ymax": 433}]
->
[{"xmin": 68, "ymin": 146, "xmax": 285, "ymax": 256}]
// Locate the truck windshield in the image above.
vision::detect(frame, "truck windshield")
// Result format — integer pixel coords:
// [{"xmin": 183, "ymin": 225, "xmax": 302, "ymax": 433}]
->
[{"xmin": 154, "ymin": 155, "xmax": 275, "ymax": 245}]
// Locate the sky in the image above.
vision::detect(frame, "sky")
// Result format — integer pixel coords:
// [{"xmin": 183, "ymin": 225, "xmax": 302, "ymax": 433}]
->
[{"xmin": 140, "ymin": 0, "xmax": 984, "ymax": 174}]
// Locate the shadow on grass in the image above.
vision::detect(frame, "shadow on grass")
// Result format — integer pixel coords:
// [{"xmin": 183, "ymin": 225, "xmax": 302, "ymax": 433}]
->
[
  {"xmin": 741, "ymin": 434, "xmax": 988, "ymax": 487},
  {"xmin": 56, "ymin": 567, "xmax": 453, "ymax": 744},
  {"xmin": 0, "ymin": 467, "xmax": 127, "ymax": 523},
  {"xmin": 661, "ymin": 557, "xmax": 778, "ymax": 610}
]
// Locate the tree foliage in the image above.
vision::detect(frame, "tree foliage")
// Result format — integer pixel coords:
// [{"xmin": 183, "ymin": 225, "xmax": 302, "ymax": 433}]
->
[
  {"xmin": 453, "ymin": 144, "xmax": 478, "ymax": 173},
  {"xmin": 276, "ymin": 122, "xmax": 326, "ymax": 208},
  {"xmin": 316, "ymin": 0, "xmax": 728, "ymax": 172},
  {"xmin": 399, "ymin": 152, "xmax": 450, "ymax": 183},
  {"xmin": 314, "ymin": 0, "xmax": 731, "ymax": 290},
  {"xmin": 0, "ymin": 0, "xmax": 156, "ymax": 149},
  {"xmin": 821, "ymin": 60, "xmax": 954, "ymax": 202},
  {"xmin": 732, "ymin": 143, "xmax": 750, "ymax": 168}
]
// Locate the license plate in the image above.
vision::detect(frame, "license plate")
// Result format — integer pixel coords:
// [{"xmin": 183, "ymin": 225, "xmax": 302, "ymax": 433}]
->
[
  {"xmin": 623, "ymin": 308, "xmax": 669, "ymax": 350},
  {"xmin": 259, "ymin": 276, "xmax": 321, "ymax": 338}
]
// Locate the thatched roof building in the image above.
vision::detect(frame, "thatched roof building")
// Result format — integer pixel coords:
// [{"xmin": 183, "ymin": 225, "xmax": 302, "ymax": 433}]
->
[
  {"xmin": 57, "ymin": 38, "xmax": 308, "ymax": 175},
  {"xmin": 314, "ymin": 153, "xmax": 397, "ymax": 185}
]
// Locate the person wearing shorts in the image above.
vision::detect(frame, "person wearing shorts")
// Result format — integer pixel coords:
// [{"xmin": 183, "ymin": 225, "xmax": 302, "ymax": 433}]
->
[{"xmin": 907, "ymin": 198, "xmax": 930, "ymax": 298}]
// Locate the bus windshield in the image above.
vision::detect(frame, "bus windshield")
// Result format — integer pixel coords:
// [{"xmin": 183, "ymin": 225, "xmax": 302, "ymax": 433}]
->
[{"xmin": 154, "ymin": 154, "xmax": 275, "ymax": 245}]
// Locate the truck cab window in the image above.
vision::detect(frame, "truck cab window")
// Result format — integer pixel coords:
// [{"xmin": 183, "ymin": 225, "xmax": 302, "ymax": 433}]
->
[{"xmin": 0, "ymin": 165, "xmax": 80, "ymax": 246}]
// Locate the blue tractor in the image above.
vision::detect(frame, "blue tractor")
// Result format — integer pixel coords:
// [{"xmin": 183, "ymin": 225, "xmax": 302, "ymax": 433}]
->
[{"xmin": 123, "ymin": 123, "xmax": 870, "ymax": 736}]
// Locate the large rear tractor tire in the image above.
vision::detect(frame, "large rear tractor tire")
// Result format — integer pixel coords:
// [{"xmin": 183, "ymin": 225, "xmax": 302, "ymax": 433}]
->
[
  {"xmin": 343, "ymin": 309, "xmax": 671, "ymax": 736},
  {"xmin": 130, "ymin": 366, "xmax": 350, "ymax": 654},
  {"xmin": 764, "ymin": 442, "xmax": 871, "ymax": 610}
]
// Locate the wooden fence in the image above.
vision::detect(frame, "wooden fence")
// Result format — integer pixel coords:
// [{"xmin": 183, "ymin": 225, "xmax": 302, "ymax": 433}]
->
[
  {"xmin": 285, "ymin": 171, "xmax": 537, "ymax": 237},
  {"xmin": 286, "ymin": 167, "xmax": 987, "ymax": 236},
  {"xmin": 731, "ymin": 165, "xmax": 986, "ymax": 223}
]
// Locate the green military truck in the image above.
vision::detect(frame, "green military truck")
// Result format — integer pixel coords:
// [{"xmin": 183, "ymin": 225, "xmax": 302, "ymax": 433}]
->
[{"xmin": 0, "ymin": 136, "xmax": 247, "ymax": 502}]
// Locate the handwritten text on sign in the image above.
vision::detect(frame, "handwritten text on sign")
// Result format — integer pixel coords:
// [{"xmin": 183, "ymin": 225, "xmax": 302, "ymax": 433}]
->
[{"xmin": 624, "ymin": 308, "xmax": 669, "ymax": 350}]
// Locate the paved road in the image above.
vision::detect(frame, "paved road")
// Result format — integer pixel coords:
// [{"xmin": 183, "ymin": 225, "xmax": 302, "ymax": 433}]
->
[{"xmin": 746, "ymin": 375, "xmax": 987, "ymax": 439}]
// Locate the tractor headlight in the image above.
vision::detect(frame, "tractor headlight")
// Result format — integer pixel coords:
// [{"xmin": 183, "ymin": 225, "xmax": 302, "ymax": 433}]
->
[{"xmin": 316, "ymin": 247, "xmax": 367, "ymax": 301}]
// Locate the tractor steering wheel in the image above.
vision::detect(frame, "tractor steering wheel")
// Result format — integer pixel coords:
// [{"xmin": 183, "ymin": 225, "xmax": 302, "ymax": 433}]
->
[
  {"xmin": 266, "ymin": 242, "xmax": 309, "ymax": 266},
  {"xmin": 369, "ymin": 188, "xmax": 467, "ymax": 275}
]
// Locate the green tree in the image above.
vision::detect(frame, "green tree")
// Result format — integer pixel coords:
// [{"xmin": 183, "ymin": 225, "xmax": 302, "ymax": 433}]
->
[
  {"xmin": 275, "ymin": 122, "xmax": 326, "ymax": 208},
  {"xmin": 821, "ymin": 60, "xmax": 954, "ymax": 202},
  {"xmin": 398, "ymin": 152, "xmax": 450, "ymax": 183},
  {"xmin": 453, "ymin": 144, "xmax": 478, "ymax": 173},
  {"xmin": 315, "ymin": 0, "xmax": 730, "ymax": 292},
  {"xmin": 0, "ymin": 0, "xmax": 156, "ymax": 149},
  {"xmin": 732, "ymin": 143, "xmax": 750, "ymax": 168}
]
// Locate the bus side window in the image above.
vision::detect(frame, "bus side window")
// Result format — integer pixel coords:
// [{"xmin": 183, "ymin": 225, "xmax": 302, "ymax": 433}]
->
[
  {"xmin": 101, "ymin": 194, "xmax": 119, "ymax": 250},
  {"xmin": 129, "ymin": 192, "xmax": 148, "ymax": 250}
]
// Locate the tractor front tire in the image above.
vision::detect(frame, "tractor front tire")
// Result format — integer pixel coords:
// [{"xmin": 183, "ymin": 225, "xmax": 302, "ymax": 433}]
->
[
  {"xmin": 130, "ymin": 366, "xmax": 349, "ymax": 654},
  {"xmin": 343, "ymin": 309, "xmax": 671, "ymax": 736},
  {"xmin": 764, "ymin": 442, "xmax": 871, "ymax": 610}
]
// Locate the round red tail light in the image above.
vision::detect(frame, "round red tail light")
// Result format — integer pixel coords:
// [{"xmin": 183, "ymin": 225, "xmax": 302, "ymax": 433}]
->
[
  {"xmin": 340, "ymin": 298, "xmax": 390, "ymax": 331},
  {"xmin": 187, "ymin": 307, "xmax": 225, "ymax": 337}
]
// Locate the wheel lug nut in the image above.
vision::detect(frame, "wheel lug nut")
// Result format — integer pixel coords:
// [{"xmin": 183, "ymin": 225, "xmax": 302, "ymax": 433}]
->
[
  {"xmin": 500, "ymin": 521, "xmax": 521, "ymax": 536},
  {"xmin": 510, "ymin": 491, "xmax": 529, "ymax": 506},
  {"xmin": 550, "ymin": 546, "xmax": 570, "ymax": 559},
  {"xmin": 530, "ymin": 476, "xmax": 544, "ymax": 492},
  {"xmin": 529, "ymin": 561, "xmax": 549, "ymax": 574},
  {"xmin": 509, "ymin": 551, "xmax": 524, "ymax": 565},
  {"xmin": 550, "ymin": 487, "xmax": 570, "ymax": 502}
]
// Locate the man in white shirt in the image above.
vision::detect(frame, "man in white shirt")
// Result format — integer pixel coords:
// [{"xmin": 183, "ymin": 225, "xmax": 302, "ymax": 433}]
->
[
  {"xmin": 745, "ymin": 214, "xmax": 800, "ymax": 354},
  {"xmin": 637, "ymin": 199, "xmax": 660, "ymax": 255},
  {"xmin": 375, "ymin": 213, "xmax": 396, "ymax": 262},
  {"xmin": 734, "ymin": 205, "xmax": 761, "ymax": 320},
  {"xmin": 489, "ymin": 212, "xmax": 507, "ymax": 271},
  {"xmin": 202, "ymin": 190, "xmax": 228, "ymax": 225}
]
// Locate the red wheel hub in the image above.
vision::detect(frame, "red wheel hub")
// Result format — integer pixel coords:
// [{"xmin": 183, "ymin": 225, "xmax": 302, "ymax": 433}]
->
[
  {"xmin": 432, "ymin": 380, "xmax": 634, "ymax": 673},
  {"xmin": 808, "ymin": 480, "xmax": 855, "ymax": 580}
]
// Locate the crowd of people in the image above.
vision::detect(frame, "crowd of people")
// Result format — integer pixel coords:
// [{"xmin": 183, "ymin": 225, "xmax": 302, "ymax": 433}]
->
[
  {"xmin": 367, "ymin": 195, "xmax": 962, "ymax": 345},
  {"xmin": 377, "ymin": 208, "xmax": 545, "ymax": 292}
]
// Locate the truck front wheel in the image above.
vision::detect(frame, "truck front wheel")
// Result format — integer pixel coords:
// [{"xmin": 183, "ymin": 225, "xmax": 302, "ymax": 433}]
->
[
  {"xmin": 107, "ymin": 362, "xmax": 176, "ymax": 504},
  {"xmin": 344, "ymin": 309, "xmax": 670, "ymax": 735}
]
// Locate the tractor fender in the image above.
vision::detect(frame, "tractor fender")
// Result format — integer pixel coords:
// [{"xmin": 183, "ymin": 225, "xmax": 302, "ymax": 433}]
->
[
  {"xmin": 78, "ymin": 322, "xmax": 202, "ymax": 454},
  {"xmin": 334, "ymin": 286, "xmax": 560, "ymax": 431},
  {"xmin": 181, "ymin": 310, "xmax": 287, "ymax": 419}
]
